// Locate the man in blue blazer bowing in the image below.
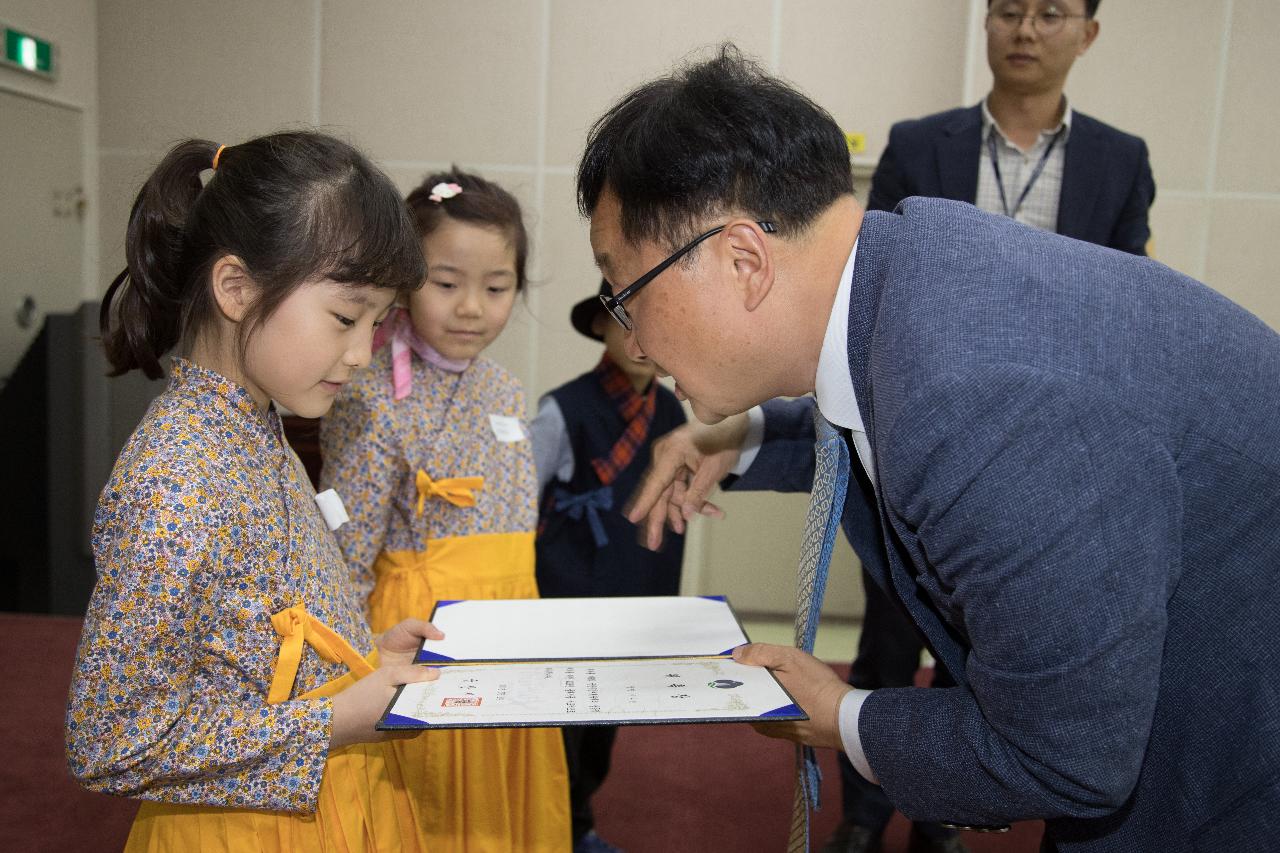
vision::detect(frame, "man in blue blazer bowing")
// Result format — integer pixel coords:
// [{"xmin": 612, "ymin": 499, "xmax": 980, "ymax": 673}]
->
[
  {"xmin": 845, "ymin": 2, "xmax": 1154, "ymax": 848},
  {"xmin": 579, "ymin": 46, "xmax": 1280, "ymax": 853}
]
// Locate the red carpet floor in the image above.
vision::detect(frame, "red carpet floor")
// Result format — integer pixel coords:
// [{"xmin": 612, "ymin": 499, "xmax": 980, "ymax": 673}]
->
[
  {"xmin": 1, "ymin": 613, "xmax": 1042, "ymax": 852},
  {"xmin": 0, "ymin": 613, "xmax": 139, "ymax": 851}
]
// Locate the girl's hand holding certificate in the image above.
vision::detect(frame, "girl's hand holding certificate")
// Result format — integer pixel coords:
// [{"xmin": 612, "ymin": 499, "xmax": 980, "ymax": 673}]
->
[{"xmin": 330, "ymin": 619, "xmax": 445, "ymax": 749}]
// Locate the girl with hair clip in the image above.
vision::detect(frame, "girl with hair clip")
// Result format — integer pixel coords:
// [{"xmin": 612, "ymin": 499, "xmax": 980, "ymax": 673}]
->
[
  {"xmin": 66, "ymin": 131, "xmax": 445, "ymax": 852},
  {"xmin": 320, "ymin": 169, "xmax": 571, "ymax": 852}
]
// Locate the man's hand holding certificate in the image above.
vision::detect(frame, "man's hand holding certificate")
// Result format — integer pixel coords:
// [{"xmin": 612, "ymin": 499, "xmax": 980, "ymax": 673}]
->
[
  {"xmin": 734, "ymin": 643, "xmax": 854, "ymax": 751},
  {"xmin": 378, "ymin": 597, "xmax": 806, "ymax": 730}
]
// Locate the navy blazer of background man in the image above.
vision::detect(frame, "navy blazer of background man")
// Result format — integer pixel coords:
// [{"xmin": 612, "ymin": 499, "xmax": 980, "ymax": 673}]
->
[
  {"xmin": 867, "ymin": 104, "xmax": 1155, "ymax": 255},
  {"xmin": 733, "ymin": 197, "xmax": 1280, "ymax": 852}
]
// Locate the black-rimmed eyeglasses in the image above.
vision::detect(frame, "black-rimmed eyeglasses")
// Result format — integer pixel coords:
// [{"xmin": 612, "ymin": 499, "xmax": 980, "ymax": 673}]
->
[{"xmin": 600, "ymin": 221, "xmax": 777, "ymax": 331}]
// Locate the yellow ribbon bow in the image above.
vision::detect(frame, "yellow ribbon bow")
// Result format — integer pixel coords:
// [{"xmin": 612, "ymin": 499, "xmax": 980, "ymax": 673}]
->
[
  {"xmin": 267, "ymin": 604, "xmax": 375, "ymax": 704},
  {"xmin": 415, "ymin": 469, "xmax": 484, "ymax": 515}
]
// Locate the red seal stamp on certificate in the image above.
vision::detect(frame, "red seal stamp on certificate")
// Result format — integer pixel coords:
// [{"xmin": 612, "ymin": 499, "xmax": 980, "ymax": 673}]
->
[{"xmin": 442, "ymin": 696, "xmax": 482, "ymax": 707}]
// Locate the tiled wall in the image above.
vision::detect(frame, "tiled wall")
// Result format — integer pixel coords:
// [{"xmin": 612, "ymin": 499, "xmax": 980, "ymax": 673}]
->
[{"xmin": 91, "ymin": 0, "xmax": 1279, "ymax": 620}]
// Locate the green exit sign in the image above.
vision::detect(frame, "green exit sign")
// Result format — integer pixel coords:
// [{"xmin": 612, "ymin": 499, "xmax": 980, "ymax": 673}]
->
[{"xmin": 2, "ymin": 24, "xmax": 55, "ymax": 79}]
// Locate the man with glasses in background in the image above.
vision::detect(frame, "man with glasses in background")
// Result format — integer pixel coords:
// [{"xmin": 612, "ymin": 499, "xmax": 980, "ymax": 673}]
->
[
  {"xmin": 825, "ymin": 3, "xmax": 1154, "ymax": 849},
  {"xmin": 870, "ymin": 0, "xmax": 1153, "ymax": 253}
]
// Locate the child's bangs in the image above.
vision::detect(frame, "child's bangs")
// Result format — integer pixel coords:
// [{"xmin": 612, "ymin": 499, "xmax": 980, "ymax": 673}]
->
[{"xmin": 305, "ymin": 173, "xmax": 425, "ymax": 296}]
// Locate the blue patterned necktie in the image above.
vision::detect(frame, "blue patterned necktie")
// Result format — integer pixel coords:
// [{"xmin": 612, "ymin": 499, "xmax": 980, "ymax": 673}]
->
[{"xmin": 788, "ymin": 409, "xmax": 851, "ymax": 853}]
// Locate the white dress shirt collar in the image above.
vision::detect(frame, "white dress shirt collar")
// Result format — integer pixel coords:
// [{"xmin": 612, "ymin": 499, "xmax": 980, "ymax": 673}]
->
[
  {"xmin": 981, "ymin": 94, "xmax": 1074, "ymax": 150},
  {"xmin": 814, "ymin": 239, "xmax": 865, "ymax": 435}
]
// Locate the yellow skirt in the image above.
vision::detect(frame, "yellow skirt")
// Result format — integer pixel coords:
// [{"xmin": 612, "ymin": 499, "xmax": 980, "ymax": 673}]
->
[
  {"xmin": 126, "ymin": 742, "xmax": 423, "ymax": 852},
  {"xmin": 371, "ymin": 531, "xmax": 571, "ymax": 853},
  {"xmin": 126, "ymin": 610, "xmax": 427, "ymax": 853}
]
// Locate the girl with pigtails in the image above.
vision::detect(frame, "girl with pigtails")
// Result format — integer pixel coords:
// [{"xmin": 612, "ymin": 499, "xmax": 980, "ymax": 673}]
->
[
  {"xmin": 66, "ymin": 131, "xmax": 444, "ymax": 851},
  {"xmin": 320, "ymin": 169, "xmax": 572, "ymax": 852}
]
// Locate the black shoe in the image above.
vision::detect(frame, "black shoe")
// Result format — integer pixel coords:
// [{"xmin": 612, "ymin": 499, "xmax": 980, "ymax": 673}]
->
[
  {"xmin": 820, "ymin": 821, "xmax": 882, "ymax": 853},
  {"xmin": 573, "ymin": 830, "xmax": 625, "ymax": 853},
  {"xmin": 907, "ymin": 825, "xmax": 970, "ymax": 853}
]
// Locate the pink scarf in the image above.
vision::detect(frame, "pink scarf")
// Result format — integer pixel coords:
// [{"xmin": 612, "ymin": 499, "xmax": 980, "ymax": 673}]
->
[{"xmin": 373, "ymin": 308, "xmax": 470, "ymax": 400}]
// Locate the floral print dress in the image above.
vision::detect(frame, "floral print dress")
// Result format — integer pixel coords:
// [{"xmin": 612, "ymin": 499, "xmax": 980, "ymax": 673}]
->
[
  {"xmin": 321, "ymin": 346, "xmax": 570, "ymax": 853},
  {"xmin": 66, "ymin": 359, "xmax": 426, "ymax": 852}
]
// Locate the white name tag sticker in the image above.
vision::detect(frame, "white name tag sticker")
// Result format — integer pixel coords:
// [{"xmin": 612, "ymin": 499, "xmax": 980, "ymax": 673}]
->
[
  {"xmin": 488, "ymin": 414, "xmax": 526, "ymax": 443},
  {"xmin": 314, "ymin": 488, "xmax": 350, "ymax": 531}
]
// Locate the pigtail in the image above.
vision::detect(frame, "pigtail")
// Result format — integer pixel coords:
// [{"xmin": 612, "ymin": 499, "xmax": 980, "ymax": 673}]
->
[
  {"xmin": 100, "ymin": 132, "xmax": 423, "ymax": 381},
  {"xmin": 100, "ymin": 139, "xmax": 219, "ymax": 379}
]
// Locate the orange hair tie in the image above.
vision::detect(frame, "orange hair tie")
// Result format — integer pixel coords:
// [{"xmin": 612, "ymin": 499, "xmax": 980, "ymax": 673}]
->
[{"xmin": 211, "ymin": 144, "xmax": 226, "ymax": 171}]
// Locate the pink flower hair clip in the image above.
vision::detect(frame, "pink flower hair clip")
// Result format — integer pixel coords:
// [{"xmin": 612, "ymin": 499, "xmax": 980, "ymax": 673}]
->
[{"xmin": 429, "ymin": 182, "xmax": 463, "ymax": 203}]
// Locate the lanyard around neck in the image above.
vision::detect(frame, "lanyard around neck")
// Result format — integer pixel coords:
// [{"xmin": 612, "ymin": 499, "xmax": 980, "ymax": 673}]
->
[{"xmin": 987, "ymin": 125, "xmax": 1065, "ymax": 220}]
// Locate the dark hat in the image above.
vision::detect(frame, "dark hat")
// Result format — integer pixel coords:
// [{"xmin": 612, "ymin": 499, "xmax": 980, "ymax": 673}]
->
[{"xmin": 570, "ymin": 279, "xmax": 611, "ymax": 341}]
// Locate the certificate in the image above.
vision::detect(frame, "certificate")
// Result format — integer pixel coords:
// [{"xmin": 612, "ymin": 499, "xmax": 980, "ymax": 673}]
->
[
  {"xmin": 379, "ymin": 658, "xmax": 805, "ymax": 729},
  {"xmin": 379, "ymin": 595, "xmax": 805, "ymax": 729},
  {"xmin": 415, "ymin": 596, "xmax": 750, "ymax": 664}
]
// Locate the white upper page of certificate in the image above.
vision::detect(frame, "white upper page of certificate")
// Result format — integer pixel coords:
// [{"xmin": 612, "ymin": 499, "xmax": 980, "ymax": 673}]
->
[{"xmin": 415, "ymin": 596, "xmax": 750, "ymax": 664}]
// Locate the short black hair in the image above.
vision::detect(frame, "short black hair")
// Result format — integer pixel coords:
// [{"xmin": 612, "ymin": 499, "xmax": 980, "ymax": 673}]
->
[
  {"xmin": 988, "ymin": 0, "xmax": 1101, "ymax": 17},
  {"xmin": 577, "ymin": 44, "xmax": 853, "ymax": 250}
]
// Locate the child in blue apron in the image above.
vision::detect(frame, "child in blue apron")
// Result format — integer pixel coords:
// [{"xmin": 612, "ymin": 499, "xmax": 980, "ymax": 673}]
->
[{"xmin": 530, "ymin": 280, "xmax": 688, "ymax": 853}]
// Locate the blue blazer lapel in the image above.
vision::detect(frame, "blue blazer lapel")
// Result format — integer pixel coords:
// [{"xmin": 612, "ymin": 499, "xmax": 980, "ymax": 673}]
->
[
  {"xmin": 846, "ymin": 211, "xmax": 971, "ymax": 685},
  {"xmin": 936, "ymin": 105, "xmax": 983, "ymax": 203},
  {"xmin": 1057, "ymin": 113, "xmax": 1105, "ymax": 242}
]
